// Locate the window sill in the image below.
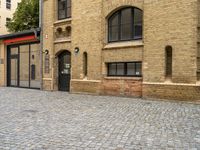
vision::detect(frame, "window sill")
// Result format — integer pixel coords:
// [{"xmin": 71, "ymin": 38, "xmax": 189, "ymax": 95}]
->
[
  {"xmin": 54, "ymin": 18, "xmax": 72, "ymax": 25},
  {"xmin": 103, "ymin": 40, "xmax": 143, "ymax": 50},
  {"xmin": 104, "ymin": 76, "xmax": 142, "ymax": 80},
  {"xmin": 54, "ymin": 39, "xmax": 71, "ymax": 44}
]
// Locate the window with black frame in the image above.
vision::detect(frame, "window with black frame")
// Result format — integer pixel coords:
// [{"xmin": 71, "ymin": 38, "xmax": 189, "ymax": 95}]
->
[
  {"xmin": 108, "ymin": 7, "xmax": 143, "ymax": 42},
  {"xmin": 6, "ymin": 0, "xmax": 11, "ymax": 9},
  {"xmin": 107, "ymin": 62, "xmax": 142, "ymax": 77},
  {"xmin": 58, "ymin": 0, "xmax": 71, "ymax": 20}
]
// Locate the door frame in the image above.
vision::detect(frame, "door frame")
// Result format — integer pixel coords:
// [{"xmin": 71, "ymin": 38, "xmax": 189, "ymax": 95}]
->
[
  {"xmin": 7, "ymin": 42, "xmax": 40, "ymax": 89},
  {"xmin": 58, "ymin": 50, "xmax": 71, "ymax": 92},
  {"xmin": 7, "ymin": 45, "xmax": 20, "ymax": 87}
]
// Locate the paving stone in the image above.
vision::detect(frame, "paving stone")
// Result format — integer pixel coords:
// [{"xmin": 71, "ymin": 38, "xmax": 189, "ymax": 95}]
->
[{"xmin": 0, "ymin": 87, "xmax": 199, "ymax": 149}]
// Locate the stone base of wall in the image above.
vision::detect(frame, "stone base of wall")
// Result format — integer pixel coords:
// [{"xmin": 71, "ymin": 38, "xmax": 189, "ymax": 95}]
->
[
  {"xmin": 43, "ymin": 80, "xmax": 52, "ymax": 91},
  {"xmin": 71, "ymin": 80, "xmax": 101, "ymax": 94},
  {"xmin": 42, "ymin": 78, "xmax": 200, "ymax": 102},
  {"xmin": 143, "ymin": 83, "xmax": 200, "ymax": 101},
  {"xmin": 101, "ymin": 77, "xmax": 142, "ymax": 97}
]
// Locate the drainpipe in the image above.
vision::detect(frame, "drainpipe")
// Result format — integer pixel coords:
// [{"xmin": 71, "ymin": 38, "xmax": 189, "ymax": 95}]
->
[{"xmin": 39, "ymin": 0, "xmax": 43, "ymax": 90}]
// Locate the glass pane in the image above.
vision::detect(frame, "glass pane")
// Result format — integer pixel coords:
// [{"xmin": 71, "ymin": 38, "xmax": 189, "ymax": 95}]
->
[
  {"xmin": 108, "ymin": 63, "xmax": 116, "ymax": 75},
  {"xmin": 116, "ymin": 63, "xmax": 124, "ymax": 76},
  {"xmin": 58, "ymin": 0, "xmax": 67, "ymax": 19},
  {"xmin": 121, "ymin": 8, "xmax": 132, "ymax": 24},
  {"xmin": 67, "ymin": 0, "xmax": 71, "ymax": 7},
  {"xmin": 62, "ymin": 53, "xmax": 71, "ymax": 75},
  {"xmin": 109, "ymin": 26, "xmax": 119, "ymax": 41},
  {"xmin": 134, "ymin": 9, "xmax": 142, "ymax": 39},
  {"xmin": 127, "ymin": 63, "xmax": 135, "ymax": 76},
  {"xmin": 10, "ymin": 47, "xmax": 18, "ymax": 86},
  {"xmin": 19, "ymin": 45, "xmax": 29, "ymax": 87},
  {"xmin": 58, "ymin": 0, "xmax": 66, "ymax": 9},
  {"xmin": 121, "ymin": 24, "xmax": 132, "ymax": 40},
  {"xmin": 121, "ymin": 8, "xmax": 132, "ymax": 40},
  {"xmin": 135, "ymin": 62, "xmax": 142, "ymax": 76},
  {"xmin": 109, "ymin": 13, "xmax": 119, "ymax": 41},
  {"xmin": 10, "ymin": 58, "xmax": 18, "ymax": 86},
  {"xmin": 30, "ymin": 43, "xmax": 40, "ymax": 88},
  {"xmin": 59, "ymin": 10, "xmax": 66, "ymax": 19},
  {"xmin": 10, "ymin": 47, "xmax": 18, "ymax": 55},
  {"xmin": 109, "ymin": 13, "xmax": 119, "ymax": 26},
  {"xmin": 67, "ymin": 7, "xmax": 71, "ymax": 18}
]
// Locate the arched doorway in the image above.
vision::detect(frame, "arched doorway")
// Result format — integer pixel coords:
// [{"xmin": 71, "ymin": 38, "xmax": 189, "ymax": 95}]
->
[{"xmin": 58, "ymin": 51, "xmax": 71, "ymax": 91}]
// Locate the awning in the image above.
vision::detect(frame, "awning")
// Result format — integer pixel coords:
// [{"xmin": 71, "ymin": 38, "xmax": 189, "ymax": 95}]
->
[
  {"xmin": 3, "ymin": 35, "xmax": 36, "ymax": 45},
  {"xmin": 0, "ymin": 28, "xmax": 40, "ymax": 45}
]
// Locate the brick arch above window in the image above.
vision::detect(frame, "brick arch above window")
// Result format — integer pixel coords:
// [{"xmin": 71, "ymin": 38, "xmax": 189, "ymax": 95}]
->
[
  {"xmin": 105, "ymin": 2, "xmax": 143, "ymax": 19},
  {"xmin": 106, "ymin": 5, "xmax": 142, "ymax": 19}
]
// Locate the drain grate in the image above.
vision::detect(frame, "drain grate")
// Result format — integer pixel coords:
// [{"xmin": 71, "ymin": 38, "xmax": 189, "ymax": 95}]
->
[{"xmin": 23, "ymin": 110, "xmax": 38, "ymax": 113}]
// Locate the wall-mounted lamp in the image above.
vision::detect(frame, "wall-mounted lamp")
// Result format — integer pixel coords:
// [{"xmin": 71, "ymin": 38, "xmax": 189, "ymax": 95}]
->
[
  {"xmin": 74, "ymin": 47, "xmax": 79, "ymax": 54},
  {"xmin": 43, "ymin": 49, "xmax": 49, "ymax": 55}
]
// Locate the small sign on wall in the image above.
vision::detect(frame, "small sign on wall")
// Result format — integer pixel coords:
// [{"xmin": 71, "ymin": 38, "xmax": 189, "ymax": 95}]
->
[
  {"xmin": 45, "ymin": 34, "xmax": 48, "ymax": 39},
  {"xmin": 45, "ymin": 54, "xmax": 50, "ymax": 74}
]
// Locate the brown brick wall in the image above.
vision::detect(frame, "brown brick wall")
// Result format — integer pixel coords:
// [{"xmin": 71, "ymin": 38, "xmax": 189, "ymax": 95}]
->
[
  {"xmin": 0, "ymin": 41, "xmax": 5, "ymax": 86},
  {"xmin": 143, "ymin": 0, "xmax": 197, "ymax": 84},
  {"xmin": 43, "ymin": 80, "xmax": 52, "ymax": 91},
  {"xmin": 71, "ymin": 80, "xmax": 101, "ymax": 94},
  {"xmin": 71, "ymin": 0, "xmax": 103, "ymax": 81},
  {"xmin": 143, "ymin": 83, "xmax": 200, "ymax": 101},
  {"xmin": 101, "ymin": 78, "xmax": 142, "ymax": 97}
]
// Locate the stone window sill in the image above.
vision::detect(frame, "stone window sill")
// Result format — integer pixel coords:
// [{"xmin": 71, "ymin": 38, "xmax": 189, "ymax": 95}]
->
[
  {"xmin": 103, "ymin": 40, "xmax": 143, "ymax": 50},
  {"xmin": 54, "ymin": 18, "xmax": 72, "ymax": 25},
  {"xmin": 54, "ymin": 39, "xmax": 71, "ymax": 44},
  {"xmin": 104, "ymin": 76, "xmax": 142, "ymax": 80}
]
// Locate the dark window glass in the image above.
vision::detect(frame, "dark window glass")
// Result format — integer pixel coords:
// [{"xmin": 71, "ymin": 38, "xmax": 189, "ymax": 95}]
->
[
  {"xmin": 108, "ymin": 7, "xmax": 143, "ymax": 42},
  {"xmin": 108, "ymin": 13, "xmax": 119, "ymax": 42},
  {"xmin": 116, "ymin": 63, "xmax": 124, "ymax": 75},
  {"xmin": 58, "ymin": 0, "xmax": 71, "ymax": 20},
  {"xmin": 31, "ymin": 65, "xmax": 36, "ymax": 80},
  {"xmin": 121, "ymin": 8, "xmax": 132, "ymax": 40},
  {"xmin": 127, "ymin": 63, "xmax": 135, "ymax": 76},
  {"xmin": 108, "ymin": 62, "xmax": 142, "ymax": 77},
  {"xmin": 6, "ymin": 0, "xmax": 11, "ymax": 9},
  {"xmin": 165, "ymin": 46, "xmax": 173, "ymax": 77},
  {"xmin": 6, "ymin": 18, "xmax": 11, "ymax": 22},
  {"xmin": 108, "ymin": 63, "xmax": 116, "ymax": 76},
  {"xmin": 134, "ymin": 9, "xmax": 143, "ymax": 39},
  {"xmin": 6, "ymin": 18, "xmax": 11, "ymax": 26},
  {"xmin": 83, "ymin": 52, "xmax": 88, "ymax": 77},
  {"xmin": 135, "ymin": 62, "xmax": 142, "ymax": 76}
]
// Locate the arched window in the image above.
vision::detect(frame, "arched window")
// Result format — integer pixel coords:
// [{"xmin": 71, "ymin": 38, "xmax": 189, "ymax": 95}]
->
[
  {"xmin": 83, "ymin": 52, "xmax": 88, "ymax": 77},
  {"xmin": 108, "ymin": 7, "xmax": 143, "ymax": 42}
]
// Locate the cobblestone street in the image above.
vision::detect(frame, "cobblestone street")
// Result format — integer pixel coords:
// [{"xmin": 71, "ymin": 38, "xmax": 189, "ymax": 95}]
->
[{"xmin": 0, "ymin": 88, "xmax": 199, "ymax": 150}]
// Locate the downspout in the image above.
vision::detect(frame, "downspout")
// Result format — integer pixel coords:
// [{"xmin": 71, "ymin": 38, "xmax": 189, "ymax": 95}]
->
[{"xmin": 39, "ymin": 0, "xmax": 43, "ymax": 90}]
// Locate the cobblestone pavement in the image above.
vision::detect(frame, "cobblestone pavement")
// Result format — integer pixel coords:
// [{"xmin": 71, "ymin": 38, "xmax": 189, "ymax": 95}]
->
[{"xmin": 0, "ymin": 88, "xmax": 200, "ymax": 150}]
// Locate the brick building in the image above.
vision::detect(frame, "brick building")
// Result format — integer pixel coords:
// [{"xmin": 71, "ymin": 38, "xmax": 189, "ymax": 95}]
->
[
  {"xmin": 0, "ymin": 0, "xmax": 200, "ymax": 101},
  {"xmin": 0, "ymin": 0, "xmax": 21, "ymax": 35},
  {"xmin": 40, "ymin": 0, "xmax": 200, "ymax": 101},
  {"xmin": 0, "ymin": 29, "xmax": 40, "ymax": 89}
]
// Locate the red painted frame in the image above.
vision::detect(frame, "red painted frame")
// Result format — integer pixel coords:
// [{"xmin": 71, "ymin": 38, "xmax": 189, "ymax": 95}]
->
[{"xmin": 3, "ymin": 35, "xmax": 36, "ymax": 45}]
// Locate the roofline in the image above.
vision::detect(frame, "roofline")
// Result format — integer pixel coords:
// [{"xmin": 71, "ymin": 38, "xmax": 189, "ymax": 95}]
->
[{"xmin": 0, "ymin": 28, "xmax": 40, "ymax": 40}]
